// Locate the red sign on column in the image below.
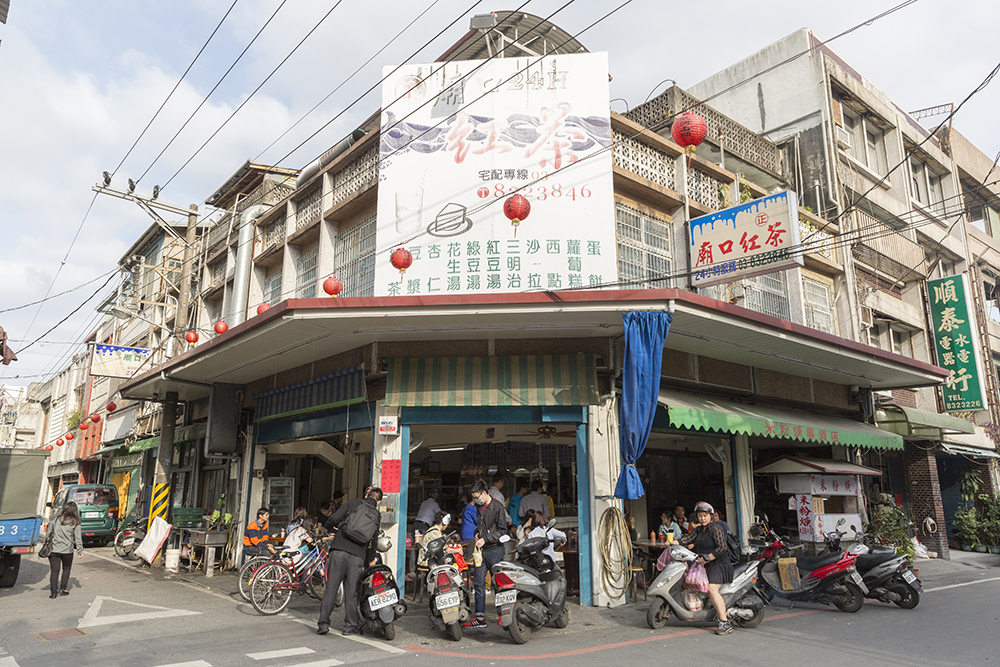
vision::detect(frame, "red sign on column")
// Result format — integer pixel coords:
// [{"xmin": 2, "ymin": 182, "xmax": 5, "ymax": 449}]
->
[{"xmin": 380, "ymin": 459, "xmax": 401, "ymax": 493}]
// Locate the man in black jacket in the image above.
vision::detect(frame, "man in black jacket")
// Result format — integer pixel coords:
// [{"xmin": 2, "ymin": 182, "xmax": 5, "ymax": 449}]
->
[
  {"xmin": 317, "ymin": 487, "xmax": 382, "ymax": 636},
  {"xmin": 465, "ymin": 479, "xmax": 508, "ymax": 629}
]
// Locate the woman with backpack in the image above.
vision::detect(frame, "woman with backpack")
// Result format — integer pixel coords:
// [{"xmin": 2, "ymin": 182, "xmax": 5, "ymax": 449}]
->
[
  {"xmin": 43, "ymin": 500, "xmax": 84, "ymax": 598},
  {"xmin": 676, "ymin": 501, "xmax": 734, "ymax": 635}
]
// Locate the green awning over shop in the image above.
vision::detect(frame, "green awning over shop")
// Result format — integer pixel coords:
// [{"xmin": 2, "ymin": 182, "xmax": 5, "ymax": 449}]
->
[
  {"xmin": 98, "ymin": 442, "xmax": 128, "ymax": 454},
  {"xmin": 941, "ymin": 443, "xmax": 1000, "ymax": 459},
  {"xmin": 385, "ymin": 354, "xmax": 600, "ymax": 407},
  {"xmin": 658, "ymin": 388, "xmax": 903, "ymax": 451},
  {"xmin": 129, "ymin": 436, "xmax": 159, "ymax": 452},
  {"xmin": 875, "ymin": 406, "xmax": 975, "ymax": 440}
]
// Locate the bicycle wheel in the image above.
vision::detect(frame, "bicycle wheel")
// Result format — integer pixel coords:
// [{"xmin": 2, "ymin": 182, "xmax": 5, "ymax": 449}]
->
[
  {"xmin": 250, "ymin": 563, "xmax": 294, "ymax": 615},
  {"xmin": 239, "ymin": 557, "xmax": 272, "ymax": 602},
  {"xmin": 306, "ymin": 569, "xmax": 326, "ymax": 600}
]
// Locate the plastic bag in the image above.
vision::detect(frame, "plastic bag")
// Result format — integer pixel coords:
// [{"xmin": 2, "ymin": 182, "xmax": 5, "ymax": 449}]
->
[
  {"xmin": 684, "ymin": 561, "xmax": 710, "ymax": 593},
  {"xmin": 655, "ymin": 548, "xmax": 673, "ymax": 572},
  {"xmin": 912, "ymin": 537, "xmax": 930, "ymax": 559}
]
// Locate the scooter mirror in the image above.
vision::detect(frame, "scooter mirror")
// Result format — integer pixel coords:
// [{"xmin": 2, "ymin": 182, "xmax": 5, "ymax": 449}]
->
[
  {"xmin": 548, "ymin": 519, "xmax": 558, "ymax": 529},
  {"xmin": 850, "ymin": 525, "xmax": 858, "ymax": 532},
  {"xmin": 499, "ymin": 534, "xmax": 511, "ymax": 544}
]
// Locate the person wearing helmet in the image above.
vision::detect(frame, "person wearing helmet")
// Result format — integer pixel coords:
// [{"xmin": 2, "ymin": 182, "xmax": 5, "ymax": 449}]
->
[
  {"xmin": 677, "ymin": 501, "xmax": 734, "ymax": 635},
  {"xmin": 417, "ymin": 511, "xmax": 452, "ymax": 568}
]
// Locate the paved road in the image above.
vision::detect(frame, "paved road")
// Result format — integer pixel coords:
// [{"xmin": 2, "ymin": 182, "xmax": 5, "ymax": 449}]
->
[{"xmin": 0, "ymin": 547, "xmax": 997, "ymax": 667}]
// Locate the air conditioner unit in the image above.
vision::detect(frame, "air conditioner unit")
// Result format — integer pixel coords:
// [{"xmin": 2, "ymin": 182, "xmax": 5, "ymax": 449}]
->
[
  {"xmin": 836, "ymin": 126, "xmax": 853, "ymax": 150},
  {"xmin": 860, "ymin": 306, "xmax": 874, "ymax": 328}
]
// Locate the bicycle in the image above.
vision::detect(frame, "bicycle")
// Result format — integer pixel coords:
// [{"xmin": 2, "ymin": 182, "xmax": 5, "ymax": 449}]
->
[
  {"xmin": 114, "ymin": 517, "xmax": 147, "ymax": 561},
  {"xmin": 250, "ymin": 536, "xmax": 339, "ymax": 615}
]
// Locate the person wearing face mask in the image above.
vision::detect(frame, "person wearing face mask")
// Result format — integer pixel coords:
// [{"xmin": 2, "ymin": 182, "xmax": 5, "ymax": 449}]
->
[{"xmin": 464, "ymin": 479, "xmax": 507, "ymax": 629}]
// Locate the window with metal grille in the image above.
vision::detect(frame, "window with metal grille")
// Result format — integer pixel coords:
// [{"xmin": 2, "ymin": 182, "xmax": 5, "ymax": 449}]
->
[
  {"xmin": 333, "ymin": 213, "xmax": 376, "ymax": 297},
  {"xmin": 705, "ymin": 271, "xmax": 791, "ymax": 321},
  {"xmin": 264, "ymin": 271, "xmax": 282, "ymax": 304},
  {"xmin": 207, "ymin": 299, "xmax": 223, "ymax": 327},
  {"xmin": 615, "ymin": 203, "xmax": 672, "ymax": 288},
  {"xmin": 803, "ymin": 277, "xmax": 836, "ymax": 335},
  {"xmin": 295, "ymin": 249, "xmax": 318, "ymax": 298}
]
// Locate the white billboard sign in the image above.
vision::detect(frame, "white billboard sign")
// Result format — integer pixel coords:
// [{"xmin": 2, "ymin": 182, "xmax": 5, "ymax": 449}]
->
[
  {"xmin": 375, "ymin": 52, "xmax": 616, "ymax": 296},
  {"xmin": 689, "ymin": 190, "xmax": 803, "ymax": 288},
  {"xmin": 91, "ymin": 344, "xmax": 152, "ymax": 379}
]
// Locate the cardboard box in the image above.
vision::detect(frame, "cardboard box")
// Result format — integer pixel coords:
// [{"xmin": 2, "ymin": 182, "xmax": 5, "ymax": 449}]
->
[{"xmin": 777, "ymin": 557, "xmax": 801, "ymax": 591}]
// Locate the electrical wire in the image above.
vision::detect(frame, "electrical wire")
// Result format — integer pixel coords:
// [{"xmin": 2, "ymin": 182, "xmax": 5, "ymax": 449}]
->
[
  {"xmin": 598, "ymin": 505, "xmax": 631, "ymax": 600},
  {"xmin": 158, "ymin": 0, "xmax": 349, "ymax": 191},
  {"xmin": 135, "ymin": 0, "xmax": 289, "ymax": 185},
  {"xmin": 13, "ymin": 272, "xmax": 117, "ymax": 356},
  {"xmin": 0, "ymin": 269, "xmax": 117, "ymax": 314}
]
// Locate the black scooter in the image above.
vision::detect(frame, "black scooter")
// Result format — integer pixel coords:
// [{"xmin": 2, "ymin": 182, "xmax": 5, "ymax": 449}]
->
[
  {"xmin": 492, "ymin": 521, "xmax": 569, "ymax": 644},
  {"xmin": 358, "ymin": 532, "xmax": 407, "ymax": 640},
  {"xmin": 422, "ymin": 533, "xmax": 472, "ymax": 640}
]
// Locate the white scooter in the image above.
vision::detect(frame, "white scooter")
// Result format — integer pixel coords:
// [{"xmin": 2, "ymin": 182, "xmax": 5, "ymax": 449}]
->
[{"xmin": 646, "ymin": 543, "xmax": 768, "ymax": 630}]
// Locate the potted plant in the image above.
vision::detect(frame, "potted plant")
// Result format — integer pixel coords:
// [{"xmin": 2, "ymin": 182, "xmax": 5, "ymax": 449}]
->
[
  {"xmin": 982, "ymin": 494, "xmax": 1000, "ymax": 554},
  {"xmin": 953, "ymin": 505, "xmax": 980, "ymax": 551},
  {"xmin": 867, "ymin": 504, "xmax": 917, "ymax": 563}
]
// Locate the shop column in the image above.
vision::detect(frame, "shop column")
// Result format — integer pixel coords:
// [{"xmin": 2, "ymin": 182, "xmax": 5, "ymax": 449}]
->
[{"xmin": 903, "ymin": 441, "xmax": 949, "ymax": 559}]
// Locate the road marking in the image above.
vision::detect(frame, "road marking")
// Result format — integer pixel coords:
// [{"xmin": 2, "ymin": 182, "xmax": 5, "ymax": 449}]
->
[
  {"xmin": 151, "ymin": 662, "xmax": 211, "ymax": 667},
  {"xmin": 285, "ymin": 660, "xmax": 342, "ymax": 667},
  {"xmin": 0, "ymin": 656, "xmax": 21, "ymax": 667},
  {"xmin": 78, "ymin": 596, "xmax": 201, "ymax": 628},
  {"xmin": 284, "ymin": 614, "xmax": 407, "ymax": 654},
  {"xmin": 248, "ymin": 647, "xmax": 315, "ymax": 660},
  {"xmin": 924, "ymin": 575, "xmax": 1000, "ymax": 592}
]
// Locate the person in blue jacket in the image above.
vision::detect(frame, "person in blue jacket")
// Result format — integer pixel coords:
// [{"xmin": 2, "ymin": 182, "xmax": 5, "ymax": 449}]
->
[{"xmin": 460, "ymin": 493, "xmax": 479, "ymax": 563}]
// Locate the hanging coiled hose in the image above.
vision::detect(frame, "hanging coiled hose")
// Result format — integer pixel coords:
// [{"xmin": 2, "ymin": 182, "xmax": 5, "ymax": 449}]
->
[{"xmin": 598, "ymin": 505, "xmax": 633, "ymax": 601}]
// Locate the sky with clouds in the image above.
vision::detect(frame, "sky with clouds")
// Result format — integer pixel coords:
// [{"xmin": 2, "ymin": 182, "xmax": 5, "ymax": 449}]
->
[{"xmin": 1, "ymin": 0, "xmax": 997, "ymax": 385}]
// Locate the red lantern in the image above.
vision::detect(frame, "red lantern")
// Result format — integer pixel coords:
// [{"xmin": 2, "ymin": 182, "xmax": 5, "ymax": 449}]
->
[
  {"xmin": 671, "ymin": 112, "xmax": 707, "ymax": 155},
  {"xmin": 90, "ymin": 413, "xmax": 101, "ymax": 423},
  {"xmin": 322, "ymin": 276, "xmax": 343, "ymax": 297},
  {"xmin": 185, "ymin": 330, "xmax": 199, "ymax": 344},
  {"xmin": 45, "ymin": 445, "xmax": 53, "ymax": 451},
  {"xmin": 214, "ymin": 320, "xmax": 229, "ymax": 335},
  {"xmin": 56, "ymin": 438, "xmax": 64, "ymax": 447},
  {"xmin": 503, "ymin": 194, "xmax": 531, "ymax": 236},
  {"xmin": 257, "ymin": 303, "xmax": 271, "ymax": 315},
  {"xmin": 106, "ymin": 402, "xmax": 117, "ymax": 413},
  {"xmin": 390, "ymin": 248, "xmax": 413, "ymax": 278},
  {"xmin": 79, "ymin": 422, "xmax": 88, "ymax": 430},
  {"xmin": 65, "ymin": 432, "xmax": 74, "ymax": 441}
]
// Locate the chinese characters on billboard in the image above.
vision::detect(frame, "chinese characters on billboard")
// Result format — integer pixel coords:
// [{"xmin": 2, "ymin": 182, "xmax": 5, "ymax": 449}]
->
[
  {"xmin": 375, "ymin": 53, "xmax": 616, "ymax": 296},
  {"xmin": 927, "ymin": 274, "xmax": 989, "ymax": 411},
  {"xmin": 91, "ymin": 344, "xmax": 152, "ymax": 379},
  {"xmin": 689, "ymin": 191, "xmax": 803, "ymax": 287}
]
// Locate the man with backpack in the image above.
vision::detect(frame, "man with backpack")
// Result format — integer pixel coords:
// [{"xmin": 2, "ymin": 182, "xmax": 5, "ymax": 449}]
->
[{"xmin": 317, "ymin": 487, "xmax": 383, "ymax": 636}]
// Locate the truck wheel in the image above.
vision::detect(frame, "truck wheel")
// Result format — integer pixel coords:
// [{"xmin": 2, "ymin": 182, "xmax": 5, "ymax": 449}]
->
[{"xmin": 0, "ymin": 554, "xmax": 20, "ymax": 588}]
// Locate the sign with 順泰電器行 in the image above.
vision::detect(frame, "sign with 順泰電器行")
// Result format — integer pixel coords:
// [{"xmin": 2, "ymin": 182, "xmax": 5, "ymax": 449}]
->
[
  {"xmin": 927, "ymin": 274, "xmax": 989, "ymax": 411},
  {"xmin": 689, "ymin": 190, "xmax": 804, "ymax": 287},
  {"xmin": 375, "ymin": 52, "xmax": 616, "ymax": 297}
]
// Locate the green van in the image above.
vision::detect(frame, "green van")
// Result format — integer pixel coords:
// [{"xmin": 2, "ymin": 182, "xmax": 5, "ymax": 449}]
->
[{"xmin": 50, "ymin": 484, "xmax": 120, "ymax": 545}]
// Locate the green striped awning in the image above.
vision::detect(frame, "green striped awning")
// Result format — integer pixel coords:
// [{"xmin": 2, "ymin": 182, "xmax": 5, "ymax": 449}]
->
[{"xmin": 385, "ymin": 355, "xmax": 600, "ymax": 407}]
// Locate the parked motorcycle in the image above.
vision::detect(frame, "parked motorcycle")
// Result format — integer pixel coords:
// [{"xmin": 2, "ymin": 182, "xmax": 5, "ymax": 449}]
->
[
  {"xmin": 750, "ymin": 522, "xmax": 868, "ymax": 612},
  {"xmin": 492, "ymin": 520, "xmax": 569, "ymax": 644},
  {"xmin": 358, "ymin": 532, "xmax": 408, "ymax": 640},
  {"xmin": 422, "ymin": 533, "xmax": 472, "ymax": 640},
  {"xmin": 645, "ymin": 542, "xmax": 769, "ymax": 630},
  {"xmin": 838, "ymin": 527, "xmax": 921, "ymax": 609}
]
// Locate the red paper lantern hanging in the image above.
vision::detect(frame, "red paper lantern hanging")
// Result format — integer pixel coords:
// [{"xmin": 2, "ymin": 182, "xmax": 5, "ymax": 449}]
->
[
  {"xmin": 56, "ymin": 438, "xmax": 64, "ymax": 447},
  {"xmin": 185, "ymin": 330, "xmax": 199, "ymax": 344},
  {"xmin": 65, "ymin": 432, "xmax": 74, "ymax": 441},
  {"xmin": 503, "ymin": 194, "xmax": 531, "ymax": 236},
  {"xmin": 106, "ymin": 402, "xmax": 117, "ymax": 413},
  {"xmin": 256, "ymin": 303, "xmax": 271, "ymax": 315},
  {"xmin": 90, "ymin": 413, "xmax": 101, "ymax": 423},
  {"xmin": 45, "ymin": 445, "xmax": 54, "ymax": 451},
  {"xmin": 79, "ymin": 422, "xmax": 88, "ymax": 430},
  {"xmin": 214, "ymin": 320, "xmax": 229, "ymax": 335},
  {"xmin": 390, "ymin": 248, "xmax": 413, "ymax": 278},
  {"xmin": 322, "ymin": 276, "xmax": 343, "ymax": 297},
  {"xmin": 671, "ymin": 112, "xmax": 707, "ymax": 156}
]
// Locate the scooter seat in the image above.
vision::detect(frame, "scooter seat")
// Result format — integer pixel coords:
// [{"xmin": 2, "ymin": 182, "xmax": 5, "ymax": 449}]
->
[
  {"xmin": 856, "ymin": 552, "xmax": 899, "ymax": 570},
  {"xmin": 794, "ymin": 551, "xmax": 844, "ymax": 572}
]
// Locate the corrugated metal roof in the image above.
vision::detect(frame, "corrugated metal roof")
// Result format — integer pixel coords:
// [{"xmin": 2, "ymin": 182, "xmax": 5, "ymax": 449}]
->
[{"xmin": 0, "ymin": 0, "xmax": 10, "ymax": 25}]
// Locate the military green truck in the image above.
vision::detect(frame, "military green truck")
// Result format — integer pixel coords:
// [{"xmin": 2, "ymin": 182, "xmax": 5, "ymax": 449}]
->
[{"xmin": 0, "ymin": 447, "xmax": 48, "ymax": 587}]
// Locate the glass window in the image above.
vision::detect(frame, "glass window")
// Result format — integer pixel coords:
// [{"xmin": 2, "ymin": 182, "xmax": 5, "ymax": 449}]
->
[
  {"xmin": 296, "ymin": 249, "xmax": 318, "ymax": 298},
  {"xmin": 891, "ymin": 329, "xmax": 910, "ymax": 356},
  {"xmin": 803, "ymin": 278, "xmax": 836, "ymax": 335},
  {"xmin": 333, "ymin": 213, "xmax": 377, "ymax": 297},
  {"xmin": 265, "ymin": 271, "xmax": 282, "ymax": 304},
  {"xmin": 615, "ymin": 203, "xmax": 672, "ymax": 287},
  {"xmin": 842, "ymin": 107, "xmax": 887, "ymax": 175}
]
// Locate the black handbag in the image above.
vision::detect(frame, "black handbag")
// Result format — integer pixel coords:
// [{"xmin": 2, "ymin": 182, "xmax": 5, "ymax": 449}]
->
[{"xmin": 37, "ymin": 531, "xmax": 54, "ymax": 559}]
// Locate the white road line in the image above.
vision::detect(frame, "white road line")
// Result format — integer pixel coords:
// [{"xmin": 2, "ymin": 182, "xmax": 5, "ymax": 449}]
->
[
  {"xmin": 151, "ymin": 662, "xmax": 212, "ymax": 667},
  {"xmin": 285, "ymin": 660, "xmax": 342, "ymax": 667},
  {"xmin": 923, "ymin": 575, "xmax": 1000, "ymax": 592},
  {"xmin": 0, "ymin": 656, "xmax": 21, "ymax": 667},
  {"xmin": 78, "ymin": 595, "xmax": 201, "ymax": 628},
  {"xmin": 248, "ymin": 647, "xmax": 316, "ymax": 660},
  {"xmin": 284, "ymin": 615, "xmax": 407, "ymax": 655}
]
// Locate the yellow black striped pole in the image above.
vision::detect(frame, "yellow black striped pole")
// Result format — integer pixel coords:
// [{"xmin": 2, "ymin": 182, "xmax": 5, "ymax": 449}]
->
[{"xmin": 149, "ymin": 483, "xmax": 169, "ymax": 531}]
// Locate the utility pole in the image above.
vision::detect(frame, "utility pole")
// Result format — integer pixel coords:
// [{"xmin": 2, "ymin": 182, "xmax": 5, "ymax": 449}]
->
[{"xmin": 174, "ymin": 204, "xmax": 199, "ymax": 348}]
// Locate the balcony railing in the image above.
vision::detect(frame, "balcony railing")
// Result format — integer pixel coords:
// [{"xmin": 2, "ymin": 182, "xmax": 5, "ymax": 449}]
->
[
  {"xmin": 851, "ymin": 209, "xmax": 925, "ymax": 281},
  {"xmin": 205, "ymin": 179, "xmax": 295, "ymax": 251},
  {"xmin": 612, "ymin": 129, "xmax": 676, "ymax": 191}
]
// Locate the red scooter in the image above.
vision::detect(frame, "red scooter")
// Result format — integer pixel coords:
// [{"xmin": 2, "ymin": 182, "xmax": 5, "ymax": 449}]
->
[{"xmin": 750, "ymin": 522, "xmax": 868, "ymax": 612}]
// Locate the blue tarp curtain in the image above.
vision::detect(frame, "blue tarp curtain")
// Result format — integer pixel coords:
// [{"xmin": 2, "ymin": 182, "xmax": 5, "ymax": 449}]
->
[{"xmin": 614, "ymin": 310, "xmax": 672, "ymax": 499}]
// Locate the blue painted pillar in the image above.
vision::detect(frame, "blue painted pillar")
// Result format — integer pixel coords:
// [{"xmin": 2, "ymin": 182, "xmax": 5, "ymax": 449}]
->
[
  {"xmin": 396, "ymin": 424, "xmax": 410, "ymax": 581},
  {"xmin": 576, "ymin": 422, "xmax": 592, "ymax": 606}
]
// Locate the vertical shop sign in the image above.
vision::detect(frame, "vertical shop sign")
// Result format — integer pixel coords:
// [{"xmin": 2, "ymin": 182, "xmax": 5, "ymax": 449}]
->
[{"xmin": 927, "ymin": 274, "xmax": 989, "ymax": 411}]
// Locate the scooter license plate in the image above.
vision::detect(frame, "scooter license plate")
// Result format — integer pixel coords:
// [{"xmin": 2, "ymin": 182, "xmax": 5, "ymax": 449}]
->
[
  {"xmin": 436, "ymin": 591, "xmax": 461, "ymax": 610},
  {"xmin": 368, "ymin": 589, "xmax": 398, "ymax": 611},
  {"xmin": 495, "ymin": 590, "xmax": 518, "ymax": 606},
  {"xmin": 122, "ymin": 537, "xmax": 135, "ymax": 547},
  {"xmin": 901, "ymin": 570, "xmax": 917, "ymax": 584},
  {"xmin": 849, "ymin": 571, "xmax": 863, "ymax": 586}
]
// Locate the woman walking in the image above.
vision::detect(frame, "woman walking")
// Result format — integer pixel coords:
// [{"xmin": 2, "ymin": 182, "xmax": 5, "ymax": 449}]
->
[{"xmin": 44, "ymin": 501, "xmax": 83, "ymax": 598}]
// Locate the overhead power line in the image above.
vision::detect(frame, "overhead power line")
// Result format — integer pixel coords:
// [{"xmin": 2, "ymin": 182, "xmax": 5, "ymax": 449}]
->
[{"xmin": 0, "ymin": 269, "xmax": 116, "ymax": 314}]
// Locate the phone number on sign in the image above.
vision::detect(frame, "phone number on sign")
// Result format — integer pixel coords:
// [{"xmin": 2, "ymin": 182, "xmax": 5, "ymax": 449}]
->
[{"xmin": 476, "ymin": 182, "xmax": 593, "ymax": 202}]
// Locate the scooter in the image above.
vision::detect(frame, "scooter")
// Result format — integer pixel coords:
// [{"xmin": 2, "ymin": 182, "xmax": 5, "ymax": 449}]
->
[
  {"xmin": 492, "ymin": 521, "xmax": 569, "ymax": 644},
  {"xmin": 840, "ymin": 527, "xmax": 921, "ymax": 609},
  {"xmin": 358, "ymin": 532, "xmax": 408, "ymax": 640},
  {"xmin": 422, "ymin": 533, "xmax": 472, "ymax": 640},
  {"xmin": 751, "ymin": 522, "xmax": 868, "ymax": 612},
  {"xmin": 645, "ymin": 543, "xmax": 769, "ymax": 630}
]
